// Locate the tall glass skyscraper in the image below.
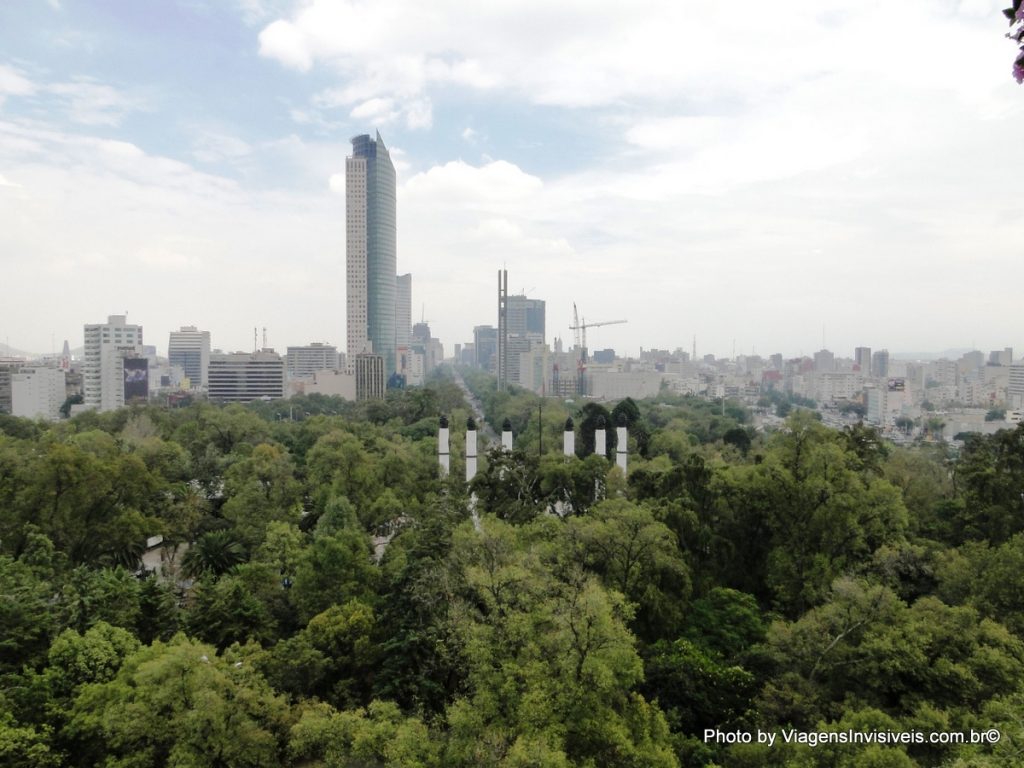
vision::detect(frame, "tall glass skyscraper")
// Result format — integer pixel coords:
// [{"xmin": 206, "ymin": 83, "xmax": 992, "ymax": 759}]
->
[{"xmin": 346, "ymin": 131, "xmax": 397, "ymax": 374}]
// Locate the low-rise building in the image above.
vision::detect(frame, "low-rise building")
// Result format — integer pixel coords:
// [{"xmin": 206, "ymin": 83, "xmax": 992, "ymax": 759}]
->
[
  {"xmin": 11, "ymin": 367, "xmax": 65, "ymax": 420},
  {"xmin": 208, "ymin": 349, "xmax": 285, "ymax": 402}
]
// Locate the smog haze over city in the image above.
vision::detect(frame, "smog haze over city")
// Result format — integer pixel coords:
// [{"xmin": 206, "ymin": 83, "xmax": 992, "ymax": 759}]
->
[{"xmin": 1, "ymin": 0, "xmax": 1021, "ymax": 359}]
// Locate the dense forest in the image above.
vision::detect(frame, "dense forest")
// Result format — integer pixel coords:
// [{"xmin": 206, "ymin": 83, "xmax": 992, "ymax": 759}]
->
[{"xmin": 1, "ymin": 367, "xmax": 1023, "ymax": 767}]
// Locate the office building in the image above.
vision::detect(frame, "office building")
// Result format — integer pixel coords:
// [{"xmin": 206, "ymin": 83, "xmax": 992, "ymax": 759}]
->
[
  {"xmin": 855, "ymin": 346, "xmax": 871, "ymax": 374},
  {"xmin": 872, "ymin": 349, "xmax": 890, "ymax": 379},
  {"xmin": 286, "ymin": 343, "xmax": 341, "ymax": 378},
  {"xmin": 410, "ymin": 321, "xmax": 444, "ymax": 374},
  {"xmin": 396, "ymin": 347, "xmax": 425, "ymax": 387},
  {"xmin": 1010, "ymin": 363, "xmax": 1024, "ymax": 409},
  {"xmin": 11, "ymin": 367, "xmax": 65, "ymax": 421},
  {"xmin": 168, "ymin": 326, "xmax": 211, "ymax": 389},
  {"xmin": 507, "ymin": 295, "xmax": 546, "ymax": 344},
  {"xmin": 304, "ymin": 369, "xmax": 357, "ymax": 400},
  {"xmin": 83, "ymin": 315, "xmax": 145, "ymax": 412},
  {"xmin": 208, "ymin": 350, "xmax": 285, "ymax": 402},
  {"xmin": 347, "ymin": 131, "xmax": 397, "ymax": 375},
  {"xmin": 354, "ymin": 353, "xmax": 385, "ymax": 401},
  {"xmin": 396, "ymin": 273, "xmax": 412, "ymax": 350},
  {"xmin": 813, "ymin": 349, "xmax": 835, "ymax": 373},
  {"xmin": 0, "ymin": 358, "xmax": 22, "ymax": 414},
  {"xmin": 474, "ymin": 325, "xmax": 498, "ymax": 371},
  {"xmin": 989, "ymin": 348, "xmax": 1014, "ymax": 367}
]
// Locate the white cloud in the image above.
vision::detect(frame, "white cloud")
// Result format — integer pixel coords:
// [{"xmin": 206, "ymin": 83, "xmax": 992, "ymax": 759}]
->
[
  {"xmin": 350, "ymin": 96, "xmax": 397, "ymax": 122},
  {"xmin": 404, "ymin": 159, "xmax": 542, "ymax": 207},
  {"xmin": 191, "ymin": 132, "xmax": 253, "ymax": 164},
  {"xmin": 138, "ymin": 245, "xmax": 202, "ymax": 270},
  {"xmin": 258, "ymin": 19, "xmax": 313, "ymax": 71},
  {"xmin": 45, "ymin": 78, "xmax": 142, "ymax": 126},
  {"xmin": 0, "ymin": 173, "xmax": 20, "ymax": 187},
  {"xmin": 0, "ymin": 64, "xmax": 36, "ymax": 106},
  {"xmin": 258, "ymin": 0, "xmax": 1012, "ymax": 114},
  {"xmin": 404, "ymin": 99, "xmax": 431, "ymax": 129},
  {"xmin": 0, "ymin": 117, "xmax": 347, "ymax": 353},
  {"xmin": 3, "ymin": 3, "xmax": 1024, "ymax": 357}
]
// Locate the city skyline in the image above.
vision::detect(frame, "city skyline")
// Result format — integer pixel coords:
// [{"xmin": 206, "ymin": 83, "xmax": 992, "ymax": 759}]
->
[{"xmin": 2, "ymin": 2, "xmax": 1023, "ymax": 358}]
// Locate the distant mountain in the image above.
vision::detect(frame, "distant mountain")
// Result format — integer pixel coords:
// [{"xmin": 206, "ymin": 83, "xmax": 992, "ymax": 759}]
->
[{"xmin": 0, "ymin": 342, "xmax": 36, "ymax": 358}]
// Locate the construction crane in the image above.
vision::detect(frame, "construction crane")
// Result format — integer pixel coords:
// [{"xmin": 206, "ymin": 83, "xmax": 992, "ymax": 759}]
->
[
  {"xmin": 570, "ymin": 303, "xmax": 627, "ymax": 363},
  {"xmin": 570, "ymin": 303, "xmax": 627, "ymax": 395}
]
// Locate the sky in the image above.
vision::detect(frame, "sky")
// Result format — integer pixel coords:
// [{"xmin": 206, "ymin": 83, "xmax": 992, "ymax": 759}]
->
[{"xmin": 0, "ymin": 0, "xmax": 1021, "ymax": 360}]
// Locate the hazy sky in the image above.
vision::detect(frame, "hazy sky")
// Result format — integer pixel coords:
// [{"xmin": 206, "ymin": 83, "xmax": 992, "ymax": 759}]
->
[{"xmin": 1, "ymin": 0, "xmax": 1021, "ymax": 359}]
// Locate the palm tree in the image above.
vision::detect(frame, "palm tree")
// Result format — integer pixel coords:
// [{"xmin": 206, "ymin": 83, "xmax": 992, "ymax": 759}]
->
[{"xmin": 180, "ymin": 530, "xmax": 246, "ymax": 580}]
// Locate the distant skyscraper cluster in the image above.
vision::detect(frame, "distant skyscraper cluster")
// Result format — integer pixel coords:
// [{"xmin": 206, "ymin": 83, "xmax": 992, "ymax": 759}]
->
[{"xmin": 6, "ymin": 129, "xmax": 1024, "ymax": 435}]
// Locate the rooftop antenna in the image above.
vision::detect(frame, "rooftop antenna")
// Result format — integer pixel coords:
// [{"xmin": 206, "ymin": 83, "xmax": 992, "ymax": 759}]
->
[
  {"xmin": 254, "ymin": 327, "xmax": 257, "ymax": 353},
  {"xmin": 262, "ymin": 327, "xmax": 267, "ymax": 349}
]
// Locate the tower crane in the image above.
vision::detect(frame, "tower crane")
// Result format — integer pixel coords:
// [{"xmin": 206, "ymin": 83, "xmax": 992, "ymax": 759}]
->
[
  {"xmin": 570, "ymin": 303, "xmax": 627, "ymax": 363},
  {"xmin": 569, "ymin": 303, "xmax": 627, "ymax": 395}
]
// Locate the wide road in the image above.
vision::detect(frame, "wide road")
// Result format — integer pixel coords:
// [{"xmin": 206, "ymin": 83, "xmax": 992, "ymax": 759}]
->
[{"xmin": 452, "ymin": 368, "xmax": 498, "ymax": 448}]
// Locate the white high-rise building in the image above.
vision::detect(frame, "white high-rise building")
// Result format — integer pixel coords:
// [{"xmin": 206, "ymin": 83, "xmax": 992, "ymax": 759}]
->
[
  {"xmin": 12, "ymin": 367, "xmax": 65, "ymax": 421},
  {"xmin": 168, "ymin": 326, "xmax": 210, "ymax": 389},
  {"xmin": 83, "ymin": 315, "xmax": 145, "ymax": 412},
  {"xmin": 346, "ymin": 131, "xmax": 397, "ymax": 375},
  {"xmin": 1009, "ymin": 363, "xmax": 1024, "ymax": 409}
]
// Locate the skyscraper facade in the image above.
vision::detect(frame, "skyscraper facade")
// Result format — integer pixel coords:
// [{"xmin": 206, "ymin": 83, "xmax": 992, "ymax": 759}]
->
[
  {"xmin": 395, "ymin": 273, "xmax": 412, "ymax": 351},
  {"xmin": 168, "ymin": 325, "xmax": 210, "ymax": 389},
  {"xmin": 346, "ymin": 131, "xmax": 397, "ymax": 375},
  {"xmin": 855, "ymin": 346, "xmax": 872, "ymax": 375},
  {"xmin": 872, "ymin": 349, "xmax": 890, "ymax": 379},
  {"xmin": 507, "ymin": 295, "xmax": 546, "ymax": 344}
]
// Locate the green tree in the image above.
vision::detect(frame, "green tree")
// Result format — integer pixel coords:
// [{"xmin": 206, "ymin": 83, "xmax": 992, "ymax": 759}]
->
[
  {"xmin": 641, "ymin": 638, "xmax": 757, "ymax": 736},
  {"xmin": 221, "ymin": 442, "xmax": 303, "ymax": 547},
  {"xmin": 0, "ymin": 710, "xmax": 60, "ymax": 768},
  {"xmin": 444, "ymin": 518, "xmax": 678, "ymax": 767},
  {"xmin": 58, "ymin": 566, "xmax": 142, "ymax": 635},
  {"xmin": 289, "ymin": 700, "xmax": 439, "ymax": 768},
  {"xmin": 762, "ymin": 578, "xmax": 1024, "ymax": 734},
  {"xmin": 291, "ymin": 528, "xmax": 378, "ymax": 623},
  {"xmin": 682, "ymin": 587, "xmax": 766, "ymax": 661},
  {"xmin": 718, "ymin": 413, "xmax": 908, "ymax": 615},
  {"xmin": 181, "ymin": 530, "xmax": 247, "ymax": 580},
  {"xmin": 185, "ymin": 573, "xmax": 276, "ymax": 650},
  {"xmin": 952, "ymin": 425, "xmax": 1024, "ymax": 543},
  {"xmin": 373, "ymin": 498, "xmax": 467, "ymax": 715},
  {"xmin": 471, "ymin": 447, "xmax": 543, "ymax": 524},
  {"xmin": 0, "ymin": 556, "xmax": 55, "ymax": 674},
  {"xmin": 259, "ymin": 600, "xmax": 377, "ymax": 709},
  {"xmin": 66, "ymin": 635, "xmax": 291, "ymax": 768},
  {"xmin": 565, "ymin": 498, "xmax": 690, "ymax": 641}
]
